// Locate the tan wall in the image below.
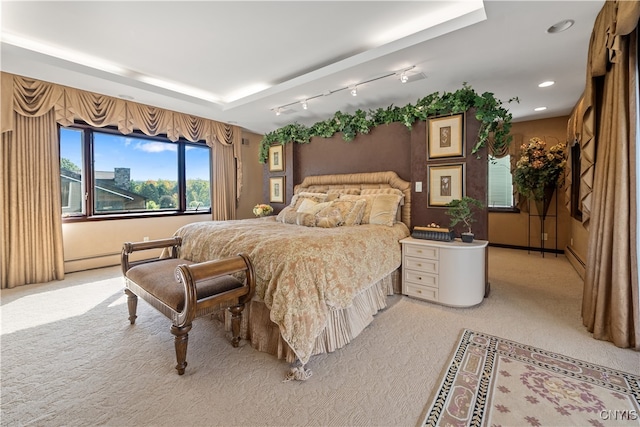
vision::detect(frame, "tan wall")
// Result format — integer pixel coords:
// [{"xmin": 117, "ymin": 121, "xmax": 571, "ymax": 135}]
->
[
  {"xmin": 63, "ymin": 131, "xmax": 265, "ymax": 272},
  {"xmin": 237, "ymin": 131, "xmax": 265, "ymax": 219},
  {"xmin": 488, "ymin": 116, "xmax": 573, "ymax": 251}
]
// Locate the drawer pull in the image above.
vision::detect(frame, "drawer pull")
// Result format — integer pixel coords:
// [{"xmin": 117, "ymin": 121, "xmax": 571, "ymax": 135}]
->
[
  {"xmin": 418, "ymin": 277, "xmax": 422, "ymax": 280},
  {"xmin": 417, "ymin": 263, "xmax": 422, "ymax": 267},
  {"xmin": 417, "ymin": 289, "xmax": 422, "ymax": 294}
]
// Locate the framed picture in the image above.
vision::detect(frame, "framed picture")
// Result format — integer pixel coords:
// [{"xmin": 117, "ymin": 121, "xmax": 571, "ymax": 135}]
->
[
  {"xmin": 428, "ymin": 114, "xmax": 464, "ymax": 159},
  {"xmin": 268, "ymin": 144, "xmax": 285, "ymax": 172},
  {"xmin": 269, "ymin": 177, "xmax": 285, "ymax": 203},
  {"xmin": 428, "ymin": 163, "xmax": 464, "ymax": 207}
]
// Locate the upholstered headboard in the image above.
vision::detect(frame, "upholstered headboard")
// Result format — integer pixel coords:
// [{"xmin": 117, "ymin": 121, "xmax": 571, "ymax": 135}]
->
[{"xmin": 294, "ymin": 171, "xmax": 411, "ymax": 228}]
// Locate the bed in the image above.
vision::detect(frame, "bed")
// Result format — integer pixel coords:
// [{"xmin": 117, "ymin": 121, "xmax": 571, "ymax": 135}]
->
[{"xmin": 171, "ymin": 171, "xmax": 412, "ymax": 377}]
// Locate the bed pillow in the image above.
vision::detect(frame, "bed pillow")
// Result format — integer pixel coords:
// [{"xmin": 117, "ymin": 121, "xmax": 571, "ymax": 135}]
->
[
  {"xmin": 296, "ymin": 212, "xmax": 316, "ymax": 227},
  {"xmin": 294, "ymin": 200, "xmax": 331, "ymax": 227},
  {"xmin": 315, "ymin": 209, "xmax": 343, "ymax": 228},
  {"xmin": 368, "ymin": 193, "xmax": 403, "ymax": 226},
  {"xmin": 340, "ymin": 193, "xmax": 402, "ymax": 226},
  {"xmin": 315, "ymin": 199, "xmax": 366, "ymax": 226},
  {"xmin": 276, "ymin": 206, "xmax": 298, "ymax": 224},
  {"xmin": 325, "ymin": 188, "xmax": 362, "ymax": 201},
  {"xmin": 297, "ymin": 199, "xmax": 330, "ymax": 215},
  {"xmin": 276, "ymin": 192, "xmax": 328, "ymax": 224}
]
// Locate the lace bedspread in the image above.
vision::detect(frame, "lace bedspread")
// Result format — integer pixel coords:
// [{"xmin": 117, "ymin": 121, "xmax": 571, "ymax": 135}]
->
[{"xmin": 173, "ymin": 217, "xmax": 409, "ymax": 364}]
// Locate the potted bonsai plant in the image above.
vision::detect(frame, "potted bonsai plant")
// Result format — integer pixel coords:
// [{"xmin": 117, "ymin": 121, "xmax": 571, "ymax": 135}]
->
[{"xmin": 445, "ymin": 197, "xmax": 484, "ymax": 243}]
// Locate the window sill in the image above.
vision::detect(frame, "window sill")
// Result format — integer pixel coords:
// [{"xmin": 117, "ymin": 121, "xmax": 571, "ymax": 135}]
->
[
  {"xmin": 488, "ymin": 207, "xmax": 520, "ymax": 214},
  {"xmin": 62, "ymin": 209, "xmax": 211, "ymax": 223}
]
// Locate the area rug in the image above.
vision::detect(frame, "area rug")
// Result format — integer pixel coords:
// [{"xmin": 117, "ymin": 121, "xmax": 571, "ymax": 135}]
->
[{"xmin": 423, "ymin": 329, "xmax": 640, "ymax": 426}]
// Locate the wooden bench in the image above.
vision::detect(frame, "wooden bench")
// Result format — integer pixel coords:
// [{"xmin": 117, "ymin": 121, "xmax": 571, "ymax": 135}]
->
[{"xmin": 121, "ymin": 237, "xmax": 255, "ymax": 375}]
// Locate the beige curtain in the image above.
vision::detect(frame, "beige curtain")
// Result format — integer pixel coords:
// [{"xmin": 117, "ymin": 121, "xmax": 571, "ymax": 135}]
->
[
  {"xmin": 1, "ymin": 110, "xmax": 65, "ymax": 288},
  {"xmin": 581, "ymin": 1, "xmax": 640, "ymax": 350},
  {"xmin": 1, "ymin": 72, "xmax": 243, "ymax": 287}
]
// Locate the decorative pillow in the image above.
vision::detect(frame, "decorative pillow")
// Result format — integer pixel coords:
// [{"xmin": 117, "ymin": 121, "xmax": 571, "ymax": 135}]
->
[
  {"xmin": 277, "ymin": 192, "xmax": 328, "ymax": 224},
  {"xmin": 315, "ymin": 209, "xmax": 343, "ymax": 228},
  {"xmin": 276, "ymin": 206, "xmax": 298, "ymax": 224},
  {"xmin": 340, "ymin": 193, "xmax": 402, "ymax": 226},
  {"xmin": 369, "ymin": 194, "xmax": 403, "ymax": 226},
  {"xmin": 339, "ymin": 194, "xmax": 375, "ymax": 224},
  {"xmin": 296, "ymin": 212, "xmax": 316, "ymax": 227},
  {"xmin": 292, "ymin": 192, "xmax": 327, "ymax": 208},
  {"xmin": 297, "ymin": 199, "xmax": 331, "ymax": 215}
]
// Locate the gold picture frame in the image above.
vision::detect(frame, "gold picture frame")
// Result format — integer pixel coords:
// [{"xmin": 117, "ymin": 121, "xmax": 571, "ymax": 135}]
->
[
  {"xmin": 428, "ymin": 114, "xmax": 464, "ymax": 159},
  {"xmin": 268, "ymin": 144, "xmax": 285, "ymax": 172},
  {"xmin": 428, "ymin": 163, "xmax": 464, "ymax": 207},
  {"xmin": 269, "ymin": 177, "xmax": 285, "ymax": 203}
]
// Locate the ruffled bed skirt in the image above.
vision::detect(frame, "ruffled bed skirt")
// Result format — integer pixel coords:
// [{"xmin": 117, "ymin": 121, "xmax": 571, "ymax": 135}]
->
[{"xmin": 223, "ymin": 269, "xmax": 401, "ymax": 363}]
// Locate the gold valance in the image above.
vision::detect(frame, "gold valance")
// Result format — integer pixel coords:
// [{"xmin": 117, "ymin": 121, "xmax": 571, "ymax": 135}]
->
[{"xmin": 1, "ymin": 72, "xmax": 240, "ymax": 148}]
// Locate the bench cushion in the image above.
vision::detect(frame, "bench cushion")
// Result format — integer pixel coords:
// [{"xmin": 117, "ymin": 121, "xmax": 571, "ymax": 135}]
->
[{"xmin": 126, "ymin": 259, "xmax": 244, "ymax": 312}]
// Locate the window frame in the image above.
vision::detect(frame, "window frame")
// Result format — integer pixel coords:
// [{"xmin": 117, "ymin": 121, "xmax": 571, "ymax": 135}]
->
[
  {"xmin": 59, "ymin": 122, "xmax": 212, "ymax": 222},
  {"xmin": 487, "ymin": 154, "xmax": 519, "ymax": 213}
]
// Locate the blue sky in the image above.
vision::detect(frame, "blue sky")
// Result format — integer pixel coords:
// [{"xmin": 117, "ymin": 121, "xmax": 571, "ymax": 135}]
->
[{"xmin": 60, "ymin": 128, "xmax": 210, "ymax": 181}]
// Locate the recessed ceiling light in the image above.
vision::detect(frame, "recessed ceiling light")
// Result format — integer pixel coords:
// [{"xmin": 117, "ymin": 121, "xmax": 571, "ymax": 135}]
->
[
  {"xmin": 538, "ymin": 81, "xmax": 555, "ymax": 88},
  {"xmin": 547, "ymin": 19, "xmax": 574, "ymax": 34},
  {"xmin": 534, "ymin": 107, "xmax": 547, "ymax": 112},
  {"xmin": 118, "ymin": 94, "xmax": 134, "ymax": 100}
]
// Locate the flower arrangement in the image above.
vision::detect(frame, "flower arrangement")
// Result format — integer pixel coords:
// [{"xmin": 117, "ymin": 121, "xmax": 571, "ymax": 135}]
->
[
  {"xmin": 513, "ymin": 137, "xmax": 567, "ymax": 201},
  {"xmin": 253, "ymin": 203, "xmax": 273, "ymax": 217}
]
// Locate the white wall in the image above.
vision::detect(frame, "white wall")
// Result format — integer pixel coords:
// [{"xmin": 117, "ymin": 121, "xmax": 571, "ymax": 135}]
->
[{"xmin": 62, "ymin": 214, "xmax": 211, "ymax": 272}]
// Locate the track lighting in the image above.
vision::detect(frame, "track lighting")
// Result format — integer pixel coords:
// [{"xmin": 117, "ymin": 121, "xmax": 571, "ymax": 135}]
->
[{"xmin": 269, "ymin": 65, "xmax": 422, "ymax": 114}]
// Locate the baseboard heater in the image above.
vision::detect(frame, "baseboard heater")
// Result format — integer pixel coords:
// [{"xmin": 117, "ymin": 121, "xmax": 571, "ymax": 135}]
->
[{"xmin": 64, "ymin": 251, "xmax": 121, "ymax": 262}]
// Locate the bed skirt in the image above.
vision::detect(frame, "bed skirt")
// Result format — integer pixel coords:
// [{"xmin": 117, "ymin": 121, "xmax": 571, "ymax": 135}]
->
[{"xmin": 223, "ymin": 268, "xmax": 401, "ymax": 363}]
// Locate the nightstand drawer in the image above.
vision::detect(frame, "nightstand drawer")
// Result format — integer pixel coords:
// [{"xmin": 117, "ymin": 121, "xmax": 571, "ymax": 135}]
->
[
  {"xmin": 404, "ymin": 256, "xmax": 438, "ymax": 274},
  {"xmin": 404, "ymin": 270, "xmax": 438, "ymax": 287},
  {"xmin": 404, "ymin": 244, "xmax": 439, "ymax": 260},
  {"xmin": 404, "ymin": 282, "xmax": 438, "ymax": 301}
]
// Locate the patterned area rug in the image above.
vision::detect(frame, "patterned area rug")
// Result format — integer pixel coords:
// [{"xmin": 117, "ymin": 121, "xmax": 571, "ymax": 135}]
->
[{"xmin": 423, "ymin": 330, "xmax": 640, "ymax": 426}]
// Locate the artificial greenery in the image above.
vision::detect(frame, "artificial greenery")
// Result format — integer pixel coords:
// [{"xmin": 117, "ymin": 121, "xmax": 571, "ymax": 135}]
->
[
  {"xmin": 259, "ymin": 83, "xmax": 518, "ymax": 163},
  {"xmin": 445, "ymin": 196, "xmax": 485, "ymax": 234}
]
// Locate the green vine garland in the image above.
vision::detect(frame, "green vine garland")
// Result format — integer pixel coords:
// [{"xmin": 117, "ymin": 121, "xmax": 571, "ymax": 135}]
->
[{"xmin": 259, "ymin": 83, "xmax": 518, "ymax": 163}]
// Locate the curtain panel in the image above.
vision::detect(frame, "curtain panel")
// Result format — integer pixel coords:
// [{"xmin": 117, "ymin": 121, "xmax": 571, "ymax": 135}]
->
[
  {"xmin": 1, "ymin": 72, "xmax": 243, "ymax": 288},
  {"xmin": 579, "ymin": 0, "xmax": 640, "ymax": 350}
]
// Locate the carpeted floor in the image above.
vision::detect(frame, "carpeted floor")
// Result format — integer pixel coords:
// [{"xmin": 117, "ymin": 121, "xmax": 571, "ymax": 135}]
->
[{"xmin": 1, "ymin": 247, "xmax": 639, "ymax": 427}]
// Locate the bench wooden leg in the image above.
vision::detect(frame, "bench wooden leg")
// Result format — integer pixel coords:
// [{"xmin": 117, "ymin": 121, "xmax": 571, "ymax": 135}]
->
[
  {"xmin": 171, "ymin": 324, "xmax": 192, "ymax": 375},
  {"xmin": 124, "ymin": 289, "xmax": 138, "ymax": 324},
  {"xmin": 227, "ymin": 304, "xmax": 245, "ymax": 348}
]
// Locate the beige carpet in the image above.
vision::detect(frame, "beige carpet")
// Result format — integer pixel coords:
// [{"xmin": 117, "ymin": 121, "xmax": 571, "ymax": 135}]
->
[{"xmin": 1, "ymin": 247, "xmax": 639, "ymax": 427}]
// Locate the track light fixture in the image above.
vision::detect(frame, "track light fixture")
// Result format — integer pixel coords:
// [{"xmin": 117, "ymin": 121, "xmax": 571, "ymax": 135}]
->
[{"xmin": 270, "ymin": 66, "xmax": 420, "ymax": 115}]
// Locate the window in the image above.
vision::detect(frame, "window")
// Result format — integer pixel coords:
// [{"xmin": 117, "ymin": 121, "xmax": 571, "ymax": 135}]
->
[
  {"xmin": 488, "ymin": 155, "xmax": 515, "ymax": 208},
  {"xmin": 59, "ymin": 123, "xmax": 211, "ymax": 218}
]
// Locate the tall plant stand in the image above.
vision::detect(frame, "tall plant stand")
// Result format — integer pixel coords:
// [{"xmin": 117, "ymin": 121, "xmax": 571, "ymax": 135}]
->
[{"xmin": 527, "ymin": 186, "xmax": 558, "ymax": 258}]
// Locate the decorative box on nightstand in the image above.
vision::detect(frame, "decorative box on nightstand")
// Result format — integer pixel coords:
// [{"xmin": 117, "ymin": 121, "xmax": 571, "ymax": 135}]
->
[{"xmin": 400, "ymin": 236, "xmax": 488, "ymax": 307}]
